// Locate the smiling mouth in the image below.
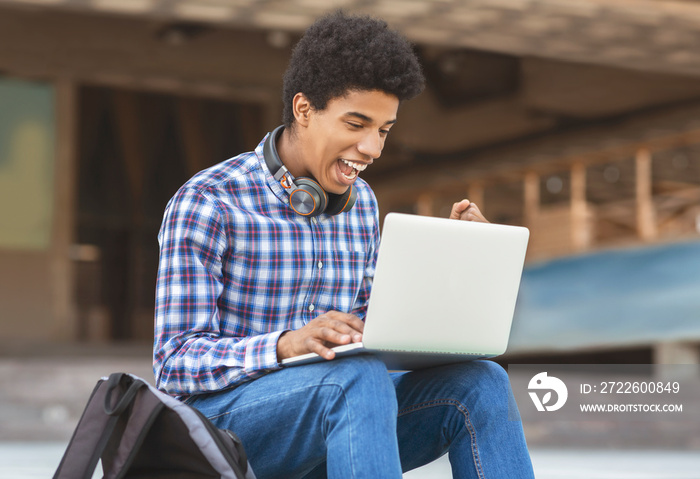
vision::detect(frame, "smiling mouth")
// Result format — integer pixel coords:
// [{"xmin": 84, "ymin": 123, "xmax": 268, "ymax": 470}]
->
[{"xmin": 339, "ymin": 158, "xmax": 368, "ymax": 181}]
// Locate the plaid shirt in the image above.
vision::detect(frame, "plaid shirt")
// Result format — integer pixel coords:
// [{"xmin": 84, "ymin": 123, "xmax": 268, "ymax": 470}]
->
[{"xmin": 154, "ymin": 133, "xmax": 380, "ymax": 397}]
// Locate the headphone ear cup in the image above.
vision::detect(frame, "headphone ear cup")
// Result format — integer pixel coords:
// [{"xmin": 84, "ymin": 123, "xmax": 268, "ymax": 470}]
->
[
  {"xmin": 289, "ymin": 177, "xmax": 328, "ymax": 217},
  {"xmin": 325, "ymin": 186, "xmax": 357, "ymax": 216}
]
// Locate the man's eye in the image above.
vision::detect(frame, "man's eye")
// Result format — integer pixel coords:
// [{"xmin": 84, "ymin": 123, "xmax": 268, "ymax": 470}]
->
[
  {"xmin": 380, "ymin": 129, "xmax": 390, "ymax": 136},
  {"xmin": 348, "ymin": 122, "xmax": 362, "ymax": 129}
]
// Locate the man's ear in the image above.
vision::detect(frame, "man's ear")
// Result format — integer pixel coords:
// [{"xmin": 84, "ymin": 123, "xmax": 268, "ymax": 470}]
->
[{"xmin": 292, "ymin": 93, "xmax": 312, "ymax": 127}]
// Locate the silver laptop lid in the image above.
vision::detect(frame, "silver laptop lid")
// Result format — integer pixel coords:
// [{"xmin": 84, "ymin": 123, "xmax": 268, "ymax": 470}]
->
[{"xmin": 362, "ymin": 213, "xmax": 529, "ymax": 356}]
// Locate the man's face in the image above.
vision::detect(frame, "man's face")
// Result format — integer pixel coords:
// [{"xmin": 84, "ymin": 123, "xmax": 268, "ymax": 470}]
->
[{"xmin": 297, "ymin": 89, "xmax": 400, "ymax": 195}]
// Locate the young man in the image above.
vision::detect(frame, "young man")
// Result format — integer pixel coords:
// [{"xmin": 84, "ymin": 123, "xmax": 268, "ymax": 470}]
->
[{"xmin": 154, "ymin": 11, "xmax": 534, "ymax": 479}]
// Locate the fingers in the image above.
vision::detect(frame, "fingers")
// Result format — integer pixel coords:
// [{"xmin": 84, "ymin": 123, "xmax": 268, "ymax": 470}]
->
[
  {"xmin": 325, "ymin": 311, "xmax": 364, "ymax": 339},
  {"xmin": 304, "ymin": 313, "xmax": 364, "ymax": 360},
  {"xmin": 462, "ymin": 203, "xmax": 490, "ymax": 223},
  {"xmin": 449, "ymin": 199, "xmax": 471, "ymax": 220},
  {"xmin": 277, "ymin": 311, "xmax": 364, "ymax": 361},
  {"xmin": 315, "ymin": 320, "xmax": 355, "ymax": 346},
  {"xmin": 450, "ymin": 199, "xmax": 490, "ymax": 223},
  {"xmin": 303, "ymin": 335, "xmax": 338, "ymax": 360}
]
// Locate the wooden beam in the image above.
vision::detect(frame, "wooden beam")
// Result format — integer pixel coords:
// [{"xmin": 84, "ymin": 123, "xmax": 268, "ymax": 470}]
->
[
  {"xmin": 112, "ymin": 89, "xmax": 149, "ymax": 340},
  {"xmin": 468, "ymin": 182, "xmax": 485, "ymax": 211},
  {"xmin": 377, "ymin": 128, "xmax": 700, "ymax": 203},
  {"xmin": 635, "ymin": 148, "xmax": 658, "ymax": 240},
  {"xmin": 0, "ymin": 7, "xmax": 283, "ymax": 102},
  {"xmin": 523, "ymin": 171, "xmax": 540, "ymax": 228},
  {"xmin": 570, "ymin": 162, "xmax": 588, "ymax": 251},
  {"xmin": 416, "ymin": 193, "xmax": 434, "ymax": 216},
  {"xmin": 50, "ymin": 77, "xmax": 79, "ymax": 340},
  {"xmin": 177, "ymin": 97, "xmax": 212, "ymax": 176},
  {"xmin": 112, "ymin": 90, "xmax": 144, "ymax": 206}
]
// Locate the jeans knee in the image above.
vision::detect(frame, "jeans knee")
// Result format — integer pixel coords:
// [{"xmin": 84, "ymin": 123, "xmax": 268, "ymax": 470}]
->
[
  {"xmin": 436, "ymin": 360, "xmax": 513, "ymax": 412},
  {"xmin": 321, "ymin": 356, "xmax": 398, "ymax": 415},
  {"xmin": 466, "ymin": 361, "xmax": 515, "ymax": 418},
  {"xmin": 476, "ymin": 360, "xmax": 510, "ymax": 389}
]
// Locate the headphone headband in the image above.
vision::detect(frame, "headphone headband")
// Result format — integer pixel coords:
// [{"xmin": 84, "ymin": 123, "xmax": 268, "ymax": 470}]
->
[{"xmin": 263, "ymin": 125, "xmax": 291, "ymax": 184}]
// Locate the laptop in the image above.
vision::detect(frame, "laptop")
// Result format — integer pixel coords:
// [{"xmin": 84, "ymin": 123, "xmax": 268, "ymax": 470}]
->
[{"xmin": 281, "ymin": 212, "xmax": 530, "ymax": 370}]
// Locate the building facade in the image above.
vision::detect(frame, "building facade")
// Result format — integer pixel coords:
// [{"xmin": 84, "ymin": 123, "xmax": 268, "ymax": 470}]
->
[{"xmin": 0, "ymin": 0, "xmax": 698, "ymax": 365}]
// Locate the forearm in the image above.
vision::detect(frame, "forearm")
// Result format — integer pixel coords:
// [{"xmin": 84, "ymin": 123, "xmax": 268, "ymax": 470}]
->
[{"xmin": 155, "ymin": 328, "xmax": 286, "ymax": 396}]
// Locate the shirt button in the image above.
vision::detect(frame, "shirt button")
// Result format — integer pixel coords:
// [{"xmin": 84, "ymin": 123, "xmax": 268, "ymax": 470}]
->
[
  {"xmin": 308, "ymin": 304, "xmax": 315, "ymax": 312},
  {"xmin": 318, "ymin": 261, "xmax": 323, "ymax": 269}
]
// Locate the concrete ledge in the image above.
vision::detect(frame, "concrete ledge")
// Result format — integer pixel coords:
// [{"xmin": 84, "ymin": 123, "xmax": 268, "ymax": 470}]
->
[{"xmin": 0, "ymin": 343, "xmax": 152, "ymax": 441}]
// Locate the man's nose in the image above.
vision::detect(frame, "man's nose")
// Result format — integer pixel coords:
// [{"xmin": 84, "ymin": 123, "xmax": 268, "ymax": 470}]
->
[{"xmin": 356, "ymin": 131, "xmax": 383, "ymax": 159}]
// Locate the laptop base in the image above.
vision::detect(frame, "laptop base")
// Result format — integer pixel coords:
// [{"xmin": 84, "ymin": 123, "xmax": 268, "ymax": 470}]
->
[{"xmin": 281, "ymin": 343, "xmax": 494, "ymax": 370}]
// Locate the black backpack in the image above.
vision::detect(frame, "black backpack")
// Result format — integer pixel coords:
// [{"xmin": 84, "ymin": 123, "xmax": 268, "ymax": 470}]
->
[{"xmin": 53, "ymin": 372, "xmax": 255, "ymax": 479}]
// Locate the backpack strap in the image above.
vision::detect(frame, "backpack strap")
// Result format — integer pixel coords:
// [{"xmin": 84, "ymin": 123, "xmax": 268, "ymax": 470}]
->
[
  {"xmin": 103, "ymin": 373, "xmax": 146, "ymax": 415},
  {"xmin": 53, "ymin": 373, "xmax": 143, "ymax": 479},
  {"xmin": 102, "ymin": 381, "xmax": 164, "ymax": 479}
]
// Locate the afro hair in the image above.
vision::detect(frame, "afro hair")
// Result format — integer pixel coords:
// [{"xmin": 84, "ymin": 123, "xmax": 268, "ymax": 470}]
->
[{"xmin": 282, "ymin": 11, "xmax": 425, "ymax": 127}]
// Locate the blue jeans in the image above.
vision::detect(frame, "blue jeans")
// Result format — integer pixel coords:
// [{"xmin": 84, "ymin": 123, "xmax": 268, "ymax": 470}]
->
[{"xmin": 186, "ymin": 356, "xmax": 534, "ymax": 479}]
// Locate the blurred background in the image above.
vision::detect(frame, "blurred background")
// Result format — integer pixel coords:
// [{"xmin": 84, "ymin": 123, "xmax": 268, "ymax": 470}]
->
[{"xmin": 1, "ymin": 0, "xmax": 699, "ymax": 476}]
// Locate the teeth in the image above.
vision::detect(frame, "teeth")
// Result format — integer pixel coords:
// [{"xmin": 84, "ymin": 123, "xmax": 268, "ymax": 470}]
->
[
  {"xmin": 341, "ymin": 159, "xmax": 367, "ymax": 172},
  {"xmin": 341, "ymin": 168, "xmax": 358, "ymax": 180}
]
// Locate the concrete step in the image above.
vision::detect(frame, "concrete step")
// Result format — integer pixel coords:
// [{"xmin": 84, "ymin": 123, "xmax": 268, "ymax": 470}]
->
[{"xmin": 0, "ymin": 343, "xmax": 152, "ymax": 441}]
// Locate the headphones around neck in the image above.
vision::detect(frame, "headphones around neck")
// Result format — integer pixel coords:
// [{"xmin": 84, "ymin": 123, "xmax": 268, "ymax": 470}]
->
[{"xmin": 263, "ymin": 125, "xmax": 357, "ymax": 217}]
